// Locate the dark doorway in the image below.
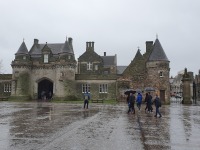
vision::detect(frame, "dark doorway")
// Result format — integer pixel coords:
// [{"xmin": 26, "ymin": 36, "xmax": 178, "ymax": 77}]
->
[
  {"xmin": 38, "ymin": 79, "xmax": 53, "ymax": 99},
  {"xmin": 160, "ymin": 90, "xmax": 165, "ymax": 103}
]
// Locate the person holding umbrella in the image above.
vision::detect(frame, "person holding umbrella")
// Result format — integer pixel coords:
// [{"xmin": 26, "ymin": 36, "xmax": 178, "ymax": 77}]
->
[{"xmin": 127, "ymin": 93, "xmax": 135, "ymax": 114}]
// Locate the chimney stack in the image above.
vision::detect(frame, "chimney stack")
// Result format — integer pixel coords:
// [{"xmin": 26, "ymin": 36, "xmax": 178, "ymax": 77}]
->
[
  {"xmin": 104, "ymin": 52, "xmax": 106, "ymax": 56},
  {"xmin": 86, "ymin": 41, "xmax": 95, "ymax": 51},
  {"xmin": 146, "ymin": 41, "xmax": 153, "ymax": 52},
  {"xmin": 34, "ymin": 39, "xmax": 39, "ymax": 44},
  {"xmin": 68, "ymin": 37, "xmax": 73, "ymax": 48}
]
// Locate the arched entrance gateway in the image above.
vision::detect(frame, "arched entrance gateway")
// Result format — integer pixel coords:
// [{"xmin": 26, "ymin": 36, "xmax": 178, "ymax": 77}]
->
[{"xmin": 37, "ymin": 78, "xmax": 53, "ymax": 100}]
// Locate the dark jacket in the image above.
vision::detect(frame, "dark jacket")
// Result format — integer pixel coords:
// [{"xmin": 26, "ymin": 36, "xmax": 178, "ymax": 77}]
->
[
  {"xmin": 154, "ymin": 96, "xmax": 161, "ymax": 107},
  {"xmin": 84, "ymin": 92, "xmax": 90, "ymax": 100},
  {"xmin": 129, "ymin": 95, "xmax": 135, "ymax": 107}
]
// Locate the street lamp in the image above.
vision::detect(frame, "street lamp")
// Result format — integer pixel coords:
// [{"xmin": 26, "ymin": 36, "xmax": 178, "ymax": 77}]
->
[{"xmin": 193, "ymin": 81, "xmax": 196, "ymax": 104}]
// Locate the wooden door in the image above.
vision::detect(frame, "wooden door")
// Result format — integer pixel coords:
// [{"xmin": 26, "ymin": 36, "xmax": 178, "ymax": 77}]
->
[{"xmin": 160, "ymin": 90, "xmax": 165, "ymax": 103}]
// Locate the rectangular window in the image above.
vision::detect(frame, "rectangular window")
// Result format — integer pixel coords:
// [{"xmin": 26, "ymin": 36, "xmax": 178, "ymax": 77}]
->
[
  {"xmin": 4, "ymin": 83, "xmax": 11, "ymax": 92},
  {"xmin": 23, "ymin": 56, "xmax": 26, "ymax": 60},
  {"xmin": 44, "ymin": 54, "xmax": 49, "ymax": 63},
  {"xmin": 159, "ymin": 71, "xmax": 163, "ymax": 77},
  {"xmin": 99, "ymin": 84, "xmax": 108, "ymax": 93},
  {"xmin": 104, "ymin": 71, "xmax": 108, "ymax": 74},
  {"xmin": 68, "ymin": 55, "xmax": 71, "ymax": 59},
  {"xmin": 82, "ymin": 84, "xmax": 90, "ymax": 93},
  {"xmin": 95, "ymin": 65, "xmax": 98, "ymax": 70},
  {"xmin": 87, "ymin": 62, "xmax": 92, "ymax": 70}
]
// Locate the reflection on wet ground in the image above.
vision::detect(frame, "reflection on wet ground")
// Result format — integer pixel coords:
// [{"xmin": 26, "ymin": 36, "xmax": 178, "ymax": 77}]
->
[{"xmin": 0, "ymin": 101, "xmax": 200, "ymax": 150}]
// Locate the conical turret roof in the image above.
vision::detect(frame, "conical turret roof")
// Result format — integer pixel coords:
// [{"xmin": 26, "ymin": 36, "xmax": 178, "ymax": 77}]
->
[
  {"xmin": 148, "ymin": 38, "xmax": 169, "ymax": 61},
  {"xmin": 60, "ymin": 39, "xmax": 74, "ymax": 54},
  {"xmin": 15, "ymin": 41, "xmax": 28, "ymax": 55}
]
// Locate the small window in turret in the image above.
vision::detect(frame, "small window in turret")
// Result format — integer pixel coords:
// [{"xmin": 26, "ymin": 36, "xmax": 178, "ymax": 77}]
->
[
  {"xmin": 44, "ymin": 54, "xmax": 48, "ymax": 63},
  {"xmin": 68, "ymin": 55, "xmax": 71, "ymax": 59},
  {"xmin": 23, "ymin": 56, "xmax": 26, "ymax": 60},
  {"xmin": 159, "ymin": 71, "xmax": 163, "ymax": 77}
]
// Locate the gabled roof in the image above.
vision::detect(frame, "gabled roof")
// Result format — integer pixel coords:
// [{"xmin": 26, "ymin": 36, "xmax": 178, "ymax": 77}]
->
[
  {"xmin": 148, "ymin": 39, "xmax": 169, "ymax": 61},
  {"xmin": 122, "ymin": 49, "xmax": 146, "ymax": 76},
  {"xmin": 41, "ymin": 44, "xmax": 52, "ymax": 53},
  {"xmin": 15, "ymin": 41, "xmax": 28, "ymax": 55}
]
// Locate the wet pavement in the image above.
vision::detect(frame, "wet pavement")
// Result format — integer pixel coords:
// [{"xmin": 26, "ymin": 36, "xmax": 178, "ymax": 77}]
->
[{"xmin": 0, "ymin": 101, "xmax": 200, "ymax": 150}]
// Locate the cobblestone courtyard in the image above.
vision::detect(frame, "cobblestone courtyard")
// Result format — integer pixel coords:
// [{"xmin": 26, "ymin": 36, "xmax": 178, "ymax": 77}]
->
[{"xmin": 0, "ymin": 101, "xmax": 200, "ymax": 150}]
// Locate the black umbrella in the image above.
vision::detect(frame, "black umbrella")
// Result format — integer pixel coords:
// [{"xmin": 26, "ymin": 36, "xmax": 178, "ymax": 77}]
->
[
  {"xmin": 124, "ymin": 89, "xmax": 136, "ymax": 95},
  {"xmin": 144, "ymin": 87, "xmax": 155, "ymax": 92}
]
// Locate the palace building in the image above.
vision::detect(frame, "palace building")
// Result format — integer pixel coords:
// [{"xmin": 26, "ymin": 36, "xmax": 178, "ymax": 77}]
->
[{"xmin": 0, "ymin": 36, "xmax": 170, "ymax": 103}]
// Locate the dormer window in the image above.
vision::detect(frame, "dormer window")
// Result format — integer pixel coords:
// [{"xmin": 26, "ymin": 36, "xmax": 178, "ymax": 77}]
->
[
  {"xmin": 87, "ymin": 62, "xmax": 92, "ymax": 70},
  {"xmin": 44, "ymin": 54, "xmax": 49, "ymax": 63}
]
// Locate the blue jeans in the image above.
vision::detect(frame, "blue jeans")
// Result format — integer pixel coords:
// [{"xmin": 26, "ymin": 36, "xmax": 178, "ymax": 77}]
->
[
  {"xmin": 137, "ymin": 102, "xmax": 141, "ymax": 110},
  {"xmin": 155, "ymin": 107, "xmax": 161, "ymax": 117},
  {"xmin": 84, "ymin": 100, "xmax": 89, "ymax": 109}
]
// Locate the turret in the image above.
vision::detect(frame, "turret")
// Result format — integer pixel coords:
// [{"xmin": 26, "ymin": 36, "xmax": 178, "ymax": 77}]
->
[{"xmin": 14, "ymin": 40, "xmax": 29, "ymax": 61}]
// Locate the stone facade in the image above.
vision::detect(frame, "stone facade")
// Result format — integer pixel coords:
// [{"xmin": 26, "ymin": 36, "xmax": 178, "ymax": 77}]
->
[
  {"xmin": 118, "ymin": 39, "xmax": 170, "ymax": 103},
  {"xmin": 0, "ymin": 36, "xmax": 170, "ymax": 103},
  {"xmin": 0, "ymin": 74, "xmax": 12, "ymax": 97}
]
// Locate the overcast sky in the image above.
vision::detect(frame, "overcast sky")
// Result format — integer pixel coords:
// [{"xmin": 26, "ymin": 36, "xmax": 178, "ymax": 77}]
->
[{"xmin": 0, "ymin": 0, "xmax": 200, "ymax": 77}]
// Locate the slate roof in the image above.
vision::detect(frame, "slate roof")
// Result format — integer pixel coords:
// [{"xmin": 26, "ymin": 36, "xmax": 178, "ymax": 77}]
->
[
  {"xmin": 117, "ymin": 66, "xmax": 127, "ymax": 74},
  {"xmin": 101, "ymin": 55, "xmax": 116, "ymax": 66},
  {"xmin": 148, "ymin": 39, "xmax": 169, "ymax": 61},
  {"xmin": 15, "ymin": 41, "xmax": 28, "ymax": 55},
  {"xmin": 59, "ymin": 40, "xmax": 74, "ymax": 54},
  {"xmin": 29, "ymin": 43, "xmax": 65, "ymax": 55},
  {"xmin": 29, "ymin": 39, "xmax": 74, "ymax": 56}
]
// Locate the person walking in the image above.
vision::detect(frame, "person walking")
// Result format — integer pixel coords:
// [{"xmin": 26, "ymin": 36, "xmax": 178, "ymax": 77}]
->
[
  {"xmin": 127, "ymin": 93, "xmax": 135, "ymax": 114},
  {"xmin": 147, "ymin": 92, "xmax": 153, "ymax": 113},
  {"xmin": 136, "ymin": 92, "xmax": 142, "ymax": 111},
  {"xmin": 144, "ymin": 93, "xmax": 149, "ymax": 112},
  {"xmin": 83, "ymin": 92, "xmax": 90, "ymax": 109},
  {"xmin": 153, "ymin": 94, "xmax": 162, "ymax": 118}
]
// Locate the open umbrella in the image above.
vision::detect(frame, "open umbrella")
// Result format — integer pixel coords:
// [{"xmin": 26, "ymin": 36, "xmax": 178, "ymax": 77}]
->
[
  {"xmin": 144, "ymin": 87, "xmax": 155, "ymax": 92},
  {"xmin": 124, "ymin": 89, "xmax": 136, "ymax": 95},
  {"xmin": 135, "ymin": 88, "xmax": 142, "ymax": 93}
]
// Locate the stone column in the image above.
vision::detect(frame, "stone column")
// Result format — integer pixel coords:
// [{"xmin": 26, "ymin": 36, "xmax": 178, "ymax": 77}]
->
[{"xmin": 182, "ymin": 68, "xmax": 192, "ymax": 104}]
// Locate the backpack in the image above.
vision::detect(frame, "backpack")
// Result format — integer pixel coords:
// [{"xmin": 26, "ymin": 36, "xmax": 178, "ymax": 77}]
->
[
  {"xmin": 85, "ymin": 95, "xmax": 88, "ymax": 100},
  {"xmin": 154, "ymin": 97, "xmax": 161, "ymax": 107},
  {"xmin": 157, "ymin": 98, "xmax": 161, "ymax": 107}
]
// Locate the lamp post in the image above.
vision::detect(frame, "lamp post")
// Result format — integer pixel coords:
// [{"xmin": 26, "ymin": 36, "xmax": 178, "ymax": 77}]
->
[{"xmin": 193, "ymin": 81, "xmax": 196, "ymax": 104}]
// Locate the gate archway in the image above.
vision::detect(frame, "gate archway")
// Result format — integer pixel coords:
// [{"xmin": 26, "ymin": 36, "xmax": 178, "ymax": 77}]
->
[{"xmin": 38, "ymin": 79, "xmax": 53, "ymax": 99}]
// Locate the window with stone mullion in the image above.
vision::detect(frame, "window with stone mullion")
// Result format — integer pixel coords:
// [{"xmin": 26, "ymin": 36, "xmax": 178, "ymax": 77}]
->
[{"xmin": 87, "ymin": 62, "xmax": 92, "ymax": 70}]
